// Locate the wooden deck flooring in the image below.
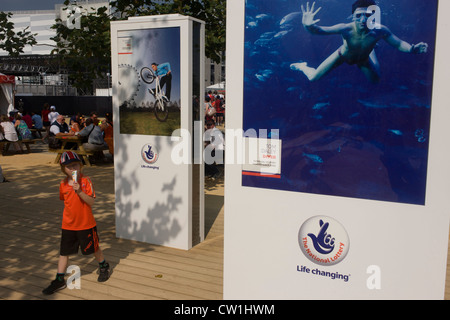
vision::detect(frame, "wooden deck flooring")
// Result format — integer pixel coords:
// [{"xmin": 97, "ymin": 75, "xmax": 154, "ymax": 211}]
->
[
  {"xmin": 0, "ymin": 145, "xmax": 449, "ymax": 300},
  {"xmin": 0, "ymin": 155, "xmax": 224, "ymax": 300}
]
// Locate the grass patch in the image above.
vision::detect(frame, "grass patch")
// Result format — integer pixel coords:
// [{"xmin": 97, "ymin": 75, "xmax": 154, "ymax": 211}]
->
[{"xmin": 120, "ymin": 108, "xmax": 180, "ymax": 136}]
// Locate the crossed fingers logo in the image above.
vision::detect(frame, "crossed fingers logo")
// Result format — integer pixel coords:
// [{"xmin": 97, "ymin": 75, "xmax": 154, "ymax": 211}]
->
[
  {"xmin": 298, "ymin": 216, "xmax": 350, "ymax": 266},
  {"xmin": 308, "ymin": 219, "xmax": 335, "ymax": 254},
  {"xmin": 141, "ymin": 144, "xmax": 159, "ymax": 164}
]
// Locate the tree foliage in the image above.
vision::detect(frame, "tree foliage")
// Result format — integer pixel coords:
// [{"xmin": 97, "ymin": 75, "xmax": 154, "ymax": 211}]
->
[
  {"xmin": 0, "ymin": 11, "xmax": 37, "ymax": 57},
  {"xmin": 51, "ymin": 2, "xmax": 113, "ymax": 94},
  {"xmin": 52, "ymin": 0, "xmax": 226, "ymax": 93},
  {"xmin": 110, "ymin": 0, "xmax": 226, "ymax": 63}
]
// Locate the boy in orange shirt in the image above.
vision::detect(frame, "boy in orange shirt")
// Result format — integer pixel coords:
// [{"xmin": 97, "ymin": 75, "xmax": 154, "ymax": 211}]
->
[{"xmin": 42, "ymin": 151, "xmax": 110, "ymax": 295}]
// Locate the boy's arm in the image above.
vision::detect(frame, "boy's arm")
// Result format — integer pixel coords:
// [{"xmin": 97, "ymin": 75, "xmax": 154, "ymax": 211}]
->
[
  {"xmin": 72, "ymin": 181, "xmax": 95, "ymax": 207},
  {"xmin": 301, "ymin": 2, "xmax": 347, "ymax": 35},
  {"xmin": 305, "ymin": 23, "xmax": 349, "ymax": 35},
  {"xmin": 75, "ymin": 186, "xmax": 95, "ymax": 206},
  {"xmin": 383, "ymin": 27, "xmax": 428, "ymax": 53},
  {"xmin": 78, "ymin": 190, "xmax": 95, "ymax": 207},
  {"xmin": 60, "ymin": 180, "xmax": 65, "ymax": 200}
]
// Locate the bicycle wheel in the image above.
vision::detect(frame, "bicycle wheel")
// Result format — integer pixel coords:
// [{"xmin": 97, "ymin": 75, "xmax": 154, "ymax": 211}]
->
[
  {"xmin": 140, "ymin": 67, "xmax": 155, "ymax": 84},
  {"xmin": 154, "ymin": 98, "xmax": 169, "ymax": 122}
]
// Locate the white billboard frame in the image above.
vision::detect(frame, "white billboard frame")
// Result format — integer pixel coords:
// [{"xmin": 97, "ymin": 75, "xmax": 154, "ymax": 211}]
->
[
  {"xmin": 224, "ymin": 0, "xmax": 450, "ymax": 299},
  {"xmin": 111, "ymin": 14, "xmax": 205, "ymax": 250}
]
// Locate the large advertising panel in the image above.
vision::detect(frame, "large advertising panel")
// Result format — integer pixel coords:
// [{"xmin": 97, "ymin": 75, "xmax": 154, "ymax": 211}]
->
[
  {"xmin": 111, "ymin": 15, "xmax": 204, "ymax": 250},
  {"xmin": 117, "ymin": 27, "xmax": 181, "ymax": 136},
  {"xmin": 224, "ymin": 0, "xmax": 450, "ymax": 299},
  {"xmin": 241, "ymin": 0, "xmax": 437, "ymax": 206}
]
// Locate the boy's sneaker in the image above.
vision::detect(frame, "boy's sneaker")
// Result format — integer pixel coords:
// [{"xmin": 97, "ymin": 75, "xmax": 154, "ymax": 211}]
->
[
  {"xmin": 42, "ymin": 279, "xmax": 66, "ymax": 295},
  {"xmin": 98, "ymin": 262, "xmax": 110, "ymax": 282}
]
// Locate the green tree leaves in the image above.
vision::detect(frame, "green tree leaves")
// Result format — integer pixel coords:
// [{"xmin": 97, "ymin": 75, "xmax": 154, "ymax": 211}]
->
[{"xmin": 0, "ymin": 11, "xmax": 37, "ymax": 57}]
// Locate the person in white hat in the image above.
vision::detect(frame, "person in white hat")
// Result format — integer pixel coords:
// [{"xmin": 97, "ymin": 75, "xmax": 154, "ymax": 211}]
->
[{"xmin": 48, "ymin": 106, "xmax": 60, "ymax": 125}]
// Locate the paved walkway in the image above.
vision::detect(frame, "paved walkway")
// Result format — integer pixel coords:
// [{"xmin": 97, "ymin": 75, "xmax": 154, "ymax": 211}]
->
[
  {"xmin": 0, "ymin": 142, "xmax": 449, "ymax": 299},
  {"xmin": 0, "ymin": 143, "xmax": 223, "ymax": 300}
]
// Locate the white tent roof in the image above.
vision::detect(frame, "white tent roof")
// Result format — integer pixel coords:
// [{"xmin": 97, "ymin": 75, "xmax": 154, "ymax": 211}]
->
[{"xmin": 206, "ymin": 81, "xmax": 225, "ymax": 91}]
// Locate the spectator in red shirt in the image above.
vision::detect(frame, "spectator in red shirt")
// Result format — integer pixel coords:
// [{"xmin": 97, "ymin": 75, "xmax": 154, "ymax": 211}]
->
[{"xmin": 22, "ymin": 111, "xmax": 33, "ymax": 128}]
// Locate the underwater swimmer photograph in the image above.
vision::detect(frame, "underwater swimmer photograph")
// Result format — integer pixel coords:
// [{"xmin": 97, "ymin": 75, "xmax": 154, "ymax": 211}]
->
[{"xmin": 242, "ymin": 0, "xmax": 438, "ymax": 205}]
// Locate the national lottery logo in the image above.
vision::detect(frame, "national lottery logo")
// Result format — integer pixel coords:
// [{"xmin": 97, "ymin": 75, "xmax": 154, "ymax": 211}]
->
[
  {"xmin": 298, "ymin": 216, "xmax": 350, "ymax": 266},
  {"xmin": 141, "ymin": 144, "xmax": 159, "ymax": 164}
]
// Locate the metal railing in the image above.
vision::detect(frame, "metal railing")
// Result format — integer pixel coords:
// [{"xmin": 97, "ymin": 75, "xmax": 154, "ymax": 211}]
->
[{"xmin": 15, "ymin": 84, "xmax": 78, "ymax": 96}]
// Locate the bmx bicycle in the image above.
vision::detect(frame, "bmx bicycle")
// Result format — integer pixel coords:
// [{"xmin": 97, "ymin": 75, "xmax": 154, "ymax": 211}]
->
[{"xmin": 140, "ymin": 66, "xmax": 169, "ymax": 122}]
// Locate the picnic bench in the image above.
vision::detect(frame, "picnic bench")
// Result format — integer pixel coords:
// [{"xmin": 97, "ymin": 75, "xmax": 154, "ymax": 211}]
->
[
  {"xmin": 0, "ymin": 139, "xmax": 39, "ymax": 155},
  {"xmin": 49, "ymin": 135, "xmax": 95, "ymax": 166},
  {"xmin": 30, "ymin": 128, "xmax": 46, "ymax": 139}
]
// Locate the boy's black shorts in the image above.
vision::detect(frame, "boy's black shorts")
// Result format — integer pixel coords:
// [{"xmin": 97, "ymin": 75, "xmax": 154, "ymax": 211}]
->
[{"xmin": 60, "ymin": 227, "xmax": 100, "ymax": 256}]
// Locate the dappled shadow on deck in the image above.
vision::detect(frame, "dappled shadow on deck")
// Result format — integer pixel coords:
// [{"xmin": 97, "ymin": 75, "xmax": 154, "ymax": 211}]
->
[{"xmin": 0, "ymin": 155, "xmax": 223, "ymax": 300}]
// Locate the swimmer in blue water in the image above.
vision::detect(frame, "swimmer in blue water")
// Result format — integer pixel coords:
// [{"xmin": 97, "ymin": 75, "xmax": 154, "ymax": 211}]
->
[{"xmin": 290, "ymin": 0, "xmax": 428, "ymax": 83}]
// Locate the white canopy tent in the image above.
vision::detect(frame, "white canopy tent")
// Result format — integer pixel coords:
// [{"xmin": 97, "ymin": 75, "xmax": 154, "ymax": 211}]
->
[
  {"xmin": 206, "ymin": 81, "xmax": 225, "ymax": 92},
  {"xmin": 0, "ymin": 73, "xmax": 15, "ymax": 116}
]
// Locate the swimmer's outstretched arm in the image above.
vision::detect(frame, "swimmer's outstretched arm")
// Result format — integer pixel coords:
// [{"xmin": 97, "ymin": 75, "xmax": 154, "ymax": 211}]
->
[
  {"xmin": 383, "ymin": 27, "xmax": 428, "ymax": 54},
  {"xmin": 301, "ymin": 1, "xmax": 347, "ymax": 35}
]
